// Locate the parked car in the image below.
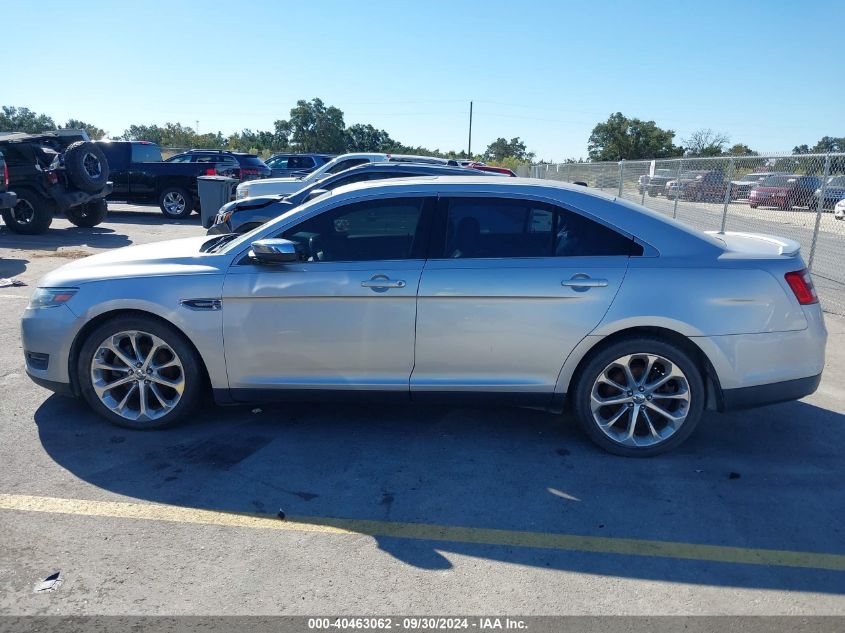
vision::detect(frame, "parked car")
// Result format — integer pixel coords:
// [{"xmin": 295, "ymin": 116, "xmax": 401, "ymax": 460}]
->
[
  {"xmin": 729, "ymin": 172, "xmax": 787, "ymax": 200},
  {"xmin": 682, "ymin": 170, "xmax": 728, "ymax": 202},
  {"xmin": 0, "ymin": 131, "xmax": 112, "ymax": 234},
  {"xmin": 208, "ymin": 162, "xmax": 505, "ymax": 234},
  {"xmin": 749, "ymin": 174, "xmax": 822, "ymax": 210},
  {"xmin": 165, "ymin": 150, "xmax": 271, "ymax": 181},
  {"xmin": 665, "ymin": 171, "xmax": 705, "ymax": 201},
  {"xmin": 265, "ymin": 153, "xmax": 333, "ymax": 178},
  {"xmin": 644, "ymin": 169, "xmax": 676, "ymax": 197},
  {"xmin": 0, "ymin": 150, "xmax": 17, "ymax": 213},
  {"xmin": 834, "ymin": 198, "xmax": 845, "ymax": 220},
  {"xmin": 22, "ymin": 178, "xmax": 825, "ymax": 457},
  {"xmin": 812, "ymin": 175, "xmax": 845, "ymax": 210},
  {"xmin": 97, "ymin": 141, "xmax": 221, "ymax": 219},
  {"xmin": 236, "ymin": 152, "xmax": 453, "ymax": 200}
]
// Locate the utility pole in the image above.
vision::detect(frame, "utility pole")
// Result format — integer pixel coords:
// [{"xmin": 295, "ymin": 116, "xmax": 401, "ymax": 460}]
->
[
  {"xmin": 195, "ymin": 120, "xmax": 199, "ymax": 135},
  {"xmin": 467, "ymin": 101, "xmax": 473, "ymax": 158}
]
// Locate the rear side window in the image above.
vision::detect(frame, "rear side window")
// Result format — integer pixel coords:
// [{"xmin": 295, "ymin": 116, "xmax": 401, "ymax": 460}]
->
[
  {"xmin": 130, "ymin": 143, "xmax": 162, "ymax": 163},
  {"xmin": 440, "ymin": 197, "xmax": 639, "ymax": 259},
  {"xmin": 237, "ymin": 155, "xmax": 268, "ymax": 167},
  {"xmin": 288, "ymin": 156, "xmax": 315, "ymax": 169},
  {"xmin": 325, "ymin": 158, "xmax": 370, "ymax": 174}
]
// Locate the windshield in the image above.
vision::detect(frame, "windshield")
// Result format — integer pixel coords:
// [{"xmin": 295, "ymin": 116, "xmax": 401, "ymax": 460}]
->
[
  {"xmin": 826, "ymin": 175, "xmax": 845, "ymax": 187},
  {"xmin": 760, "ymin": 176, "xmax": 796, "ymax": 187},
  {"xmin": 654, "ymin": 169, "xmax": 674, "ymax": 177},
  {"xmin": 739, "ymin": 174, "xmax": 766, "ymax": 182}
]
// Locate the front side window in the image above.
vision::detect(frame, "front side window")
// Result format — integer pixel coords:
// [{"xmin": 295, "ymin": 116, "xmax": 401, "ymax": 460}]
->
[
  {"xmin": 288, "ymin": 156, "xmax": 315, "ymax": 169},
  {"xmin": 280, "ymin": 198, "xmax": 426, "ymax": 262},
  {"xmin": 441, "ymin": 197, "xmax": 639, "ymax": 259},
  {"xmin": 167, "ymin": 154, "xmax": 191, "ymax": 163}
]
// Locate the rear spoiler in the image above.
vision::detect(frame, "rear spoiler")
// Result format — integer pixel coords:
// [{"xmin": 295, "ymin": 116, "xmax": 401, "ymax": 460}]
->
[{"xmin": 705, "ymin": 231, "xmax": 801, "ymax": 257}]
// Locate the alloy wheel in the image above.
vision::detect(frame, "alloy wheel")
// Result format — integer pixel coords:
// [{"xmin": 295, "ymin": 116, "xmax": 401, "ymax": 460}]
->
[
  {"xmin": 590, "ymin": 353, "xmax": 691, "ymax": 448},
  {"xmin": 13, "ymin": 199, "xmax": 35, "ymax": 225},
  {"xmin": 90, "ymin": 330, "xmax": 185, "ymax": 422},
  {"xmin": 82, "ymin": 152, "xmax": 103, "ymax": 180},
  {"xmin": 163, "ymin": 192, "xmax": 186, "ymax": 215}
]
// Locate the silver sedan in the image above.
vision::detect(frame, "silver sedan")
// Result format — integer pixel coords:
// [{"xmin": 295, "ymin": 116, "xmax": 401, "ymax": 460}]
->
[{"xmin": 21, "ymin": 177, "xmax": 827, "ymax": 456}]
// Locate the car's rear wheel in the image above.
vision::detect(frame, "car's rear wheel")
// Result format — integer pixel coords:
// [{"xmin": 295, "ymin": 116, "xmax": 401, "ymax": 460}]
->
[
  {"xmin": 77, "ymin": 316, "xmax": 204, "ymax": 430},
  {"xmin": 0, "ymin": 190, "xmax": 54, "ymax": 234},
  {"xmin": 572, "ymin": 337, "xmax": 705, "ymax": 457},
  {"xmin": 66, "ymin": 198, "xmax": 108, "ymax": 228},
  {"xmin": 159, "ymin": 186, "xmax": 193, "ymax": 219}
]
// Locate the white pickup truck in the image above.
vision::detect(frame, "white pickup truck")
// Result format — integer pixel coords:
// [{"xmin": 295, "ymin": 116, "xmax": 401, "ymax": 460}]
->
[{"xmin": 235, "ymin": 152, "xmax": 453, "ymax": 199}]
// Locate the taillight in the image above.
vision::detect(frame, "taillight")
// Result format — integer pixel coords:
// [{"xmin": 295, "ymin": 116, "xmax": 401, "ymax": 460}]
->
[
  {"xmin": 46, "ymin": 170, "xmax": 59, "ymax": 185},
  {"xmin": 785, "ymin": 269, "xmax": 818, "ymax": 305},
  {"xmin": 205, "ymin": 167, "xmax": 216, "ymax": 176}
]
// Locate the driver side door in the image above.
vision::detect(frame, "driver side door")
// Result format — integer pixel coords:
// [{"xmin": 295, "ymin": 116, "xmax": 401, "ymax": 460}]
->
[{"xmin": 221, "ymin": 195, "xmax": 434, "ymax": 401}]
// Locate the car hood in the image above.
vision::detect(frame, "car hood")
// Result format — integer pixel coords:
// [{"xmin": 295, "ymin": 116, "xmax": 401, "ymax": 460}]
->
[{"xmin": 38, "ymin": 236, "xmax": 225, "ymax": 286}]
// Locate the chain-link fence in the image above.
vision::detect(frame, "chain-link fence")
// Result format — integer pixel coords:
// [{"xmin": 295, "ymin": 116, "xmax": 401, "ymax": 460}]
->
[{"xmin": 532, "ymin": 154, "xmax": 845, "ymax": 316}]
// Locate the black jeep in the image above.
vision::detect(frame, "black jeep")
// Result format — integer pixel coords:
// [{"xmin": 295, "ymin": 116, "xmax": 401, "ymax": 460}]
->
[{"xmin": 0, "ymin": 131, "xmax": 112, "ymax": 234}]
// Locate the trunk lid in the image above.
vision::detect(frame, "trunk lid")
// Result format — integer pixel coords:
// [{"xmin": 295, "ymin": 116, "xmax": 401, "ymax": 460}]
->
[{"xmin": 706, "ymin": 231, "xmax": 800, "ymax": 257}]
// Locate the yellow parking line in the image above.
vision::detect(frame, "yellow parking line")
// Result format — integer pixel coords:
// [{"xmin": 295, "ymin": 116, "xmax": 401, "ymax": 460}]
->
[{"xmin": 2, "ymin": 493, "xmax": 844, "ymax": 572}]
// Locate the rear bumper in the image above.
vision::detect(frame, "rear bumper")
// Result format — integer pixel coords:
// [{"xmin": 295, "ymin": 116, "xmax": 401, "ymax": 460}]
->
[
  {"xmin": 721, "ymin": 373, "xmax": 821, "ymax": 411},
  {"xmin": 0, "ymin": 191, "xmax": 17, "ymax": 209}
]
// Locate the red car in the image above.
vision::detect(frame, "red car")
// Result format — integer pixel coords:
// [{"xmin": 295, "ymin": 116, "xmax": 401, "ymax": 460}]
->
[
  {"xmin": 468, "ymin": 162, "xmax": 517, "ymax": 177},
  {"xmin": 749, "ymin": 174, "xmax": 822, "ymax": 210}
]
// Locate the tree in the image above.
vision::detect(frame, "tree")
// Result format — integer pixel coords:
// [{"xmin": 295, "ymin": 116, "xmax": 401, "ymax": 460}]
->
[
  {"xmin": 276, "ymin": 98, "xmax": 347, "ymax": 153},
  {"xmin": 587, "ymin": 113, "xmax": 682, "ymax": 161},
  {"xmin": 0, "ymin": 106, "xmax": 55, "ymax": 133},
  {"xmin": 727, "ymin": 143, "xmax": 757, "ymax": 156},
  {"xmin": 483, "ymin": 137, "xmax": 534, "ymax": 162},
  {"xmin": 64, "ymin": 119, "xmax": 106, "ymax": 140},
  {"xmin": 684, "ymin": 128, "xmax": 730, "ymax": 157},
  {"xmin": 345, "ymin": 123, "xmax": 398, "ymax": 152}
]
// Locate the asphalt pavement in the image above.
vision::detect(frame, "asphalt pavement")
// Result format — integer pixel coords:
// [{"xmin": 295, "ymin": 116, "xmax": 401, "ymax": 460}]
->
[{"xmin": 0, "ymin": 203, "xmax": 844, "ymax": 615}]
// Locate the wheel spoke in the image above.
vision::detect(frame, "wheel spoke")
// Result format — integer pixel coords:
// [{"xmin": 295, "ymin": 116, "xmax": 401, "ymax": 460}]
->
[
  {"xmin": 93, "ymin": 374, "xmax": 135, "ymax": 397},
  {"xmin": 115, "ymin": 382, "xmax": 138, "ymax": 413},
  {"xmin": 591, "ymin": 392, "xmax": 631, "ymax": 407},
  {"xmin": 599, "ymin": 405, "xmax": 628, "ymax": 429},
  {"xmin": 106, "ymin": 340, "xmax": 136, "ymax": 369},
  {"xmin": 624, "ymin": 404, "xmax": 640, "ymax": 441},
  {"xmin": 638, "ymin": 355, "xmax": 656, "ymax": 387},
  {"xmin": 129, "ymin": 332, "xmax": 144, "ymax": 364},
  {"xmin": 642, "ymin": 408, "xmax": 661, "ymax": 439},
  {"xmin": 142, "ymin": 343, "xmax": 163, "ymax": 371},
  {"xmin": 645, "ymin": 400, "xmax": 686, "ymax": 424},
  {"xmin": 149, "ymin": 372, "xmax": 185, "ymax": 394}
]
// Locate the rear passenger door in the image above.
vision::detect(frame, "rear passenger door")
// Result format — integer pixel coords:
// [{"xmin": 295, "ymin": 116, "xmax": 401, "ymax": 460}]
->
[{"xmin": 411, "ymin": 195, "xmax": 635, "ymax": 406}]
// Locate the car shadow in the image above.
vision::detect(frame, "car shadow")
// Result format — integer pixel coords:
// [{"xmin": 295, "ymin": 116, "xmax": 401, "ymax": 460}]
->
[
  {"xmin": 34, "ymin": 396, "xmax": 845, "ymax": 593},
  {"xmin": 0, "ymin": 257, "xmax": 28, "ymax": 278},
  {"xmin": 0, "ymin": 225, "xmax": 132, "ymax": 251}
]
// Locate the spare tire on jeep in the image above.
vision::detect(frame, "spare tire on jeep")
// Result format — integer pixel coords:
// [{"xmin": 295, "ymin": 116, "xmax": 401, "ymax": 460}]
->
[
  {"xmin": 66, "ymin": 198, "xmax": 108, "ymax": 228},
  {"xmin": 64, "ymin": 141, "xmax": 110, "ymax": 193}
]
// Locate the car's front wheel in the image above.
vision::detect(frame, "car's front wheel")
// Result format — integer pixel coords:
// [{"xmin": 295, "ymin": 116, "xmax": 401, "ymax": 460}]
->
[
  {"xmin": 572, "ymin": 337, "xmax": 705, "ymax": 457},
  {"xmin": 77, "ymin": 316, "xmax": 204, "ymax": 430}
]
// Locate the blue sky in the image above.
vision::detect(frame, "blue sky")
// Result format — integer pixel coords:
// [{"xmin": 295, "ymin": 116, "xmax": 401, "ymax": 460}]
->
[{"xmin": 5, "ymin": 0, "xmax": 843, "ymax": 160}]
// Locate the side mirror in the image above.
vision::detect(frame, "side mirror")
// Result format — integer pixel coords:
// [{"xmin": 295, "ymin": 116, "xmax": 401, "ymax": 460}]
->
[
  {"xmin": 251, "ymin": 238, "xmax": 299, "ymax": 264},
  {"xmin": 306, "ymin": 188, "xmax": 329, "ymax": 202}
]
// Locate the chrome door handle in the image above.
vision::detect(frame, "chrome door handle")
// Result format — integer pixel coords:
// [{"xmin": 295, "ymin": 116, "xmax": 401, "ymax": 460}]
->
[
  {"xmin": 361, "ymin": 277, "xmax": 406, "ymax": 289},
  {"xmin": 561, "ymin": 276, "xmax": 608, "ymax": 288}
]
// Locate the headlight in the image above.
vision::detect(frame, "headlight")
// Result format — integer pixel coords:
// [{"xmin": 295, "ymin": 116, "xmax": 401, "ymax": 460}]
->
[
  {"xmin": 29, "ymin": 287, "xmax": 78, "ymax": 308},
  {"xmin": 220, "ymin": 210, "xmax": 234, "ymax": 224},
  {"xmin": 236, "ymin": 187, "xmax": 248, "ymax": 200}
]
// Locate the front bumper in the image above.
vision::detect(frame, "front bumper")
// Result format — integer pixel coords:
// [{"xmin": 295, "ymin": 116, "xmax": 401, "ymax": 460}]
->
[
  {"xmin": 21, "ymin": 303, "xmax": 82, "ymax": 393},
  {"xmin": 0, "ymin": 191, "xmax": 17, "ymax": 210}
]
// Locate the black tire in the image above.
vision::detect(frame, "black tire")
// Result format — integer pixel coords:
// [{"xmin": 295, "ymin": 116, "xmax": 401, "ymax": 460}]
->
[
  {"xmin": 0, "ymin": 189, "xmax": 54, "ymax": 234},
  {"xmin": 159, "ymin": 186, "xmax": 193, "ymax": 219},
  {"xmin": 64, "ymin": 141, "xmax": 110, "ymax": 193},
  {"xmin": 77, "ymin": 315, "xmax": 205, "ymax": 430},
  {"xmin": 572, "ymin": 337, "xmax": 705, "ymax": 457},
  {"xmin": 66, "ymin": 198, "xmax": 108, "ymax": 228},
  {"xmin": 647, "ymin": 190, "xmax": 657, "ymax": 197}
]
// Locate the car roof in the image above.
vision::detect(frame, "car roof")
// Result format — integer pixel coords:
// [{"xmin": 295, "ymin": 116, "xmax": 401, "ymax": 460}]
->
[{"xmin": 325, "ymin": 162, "xmax": 498, "ymax": 177}]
